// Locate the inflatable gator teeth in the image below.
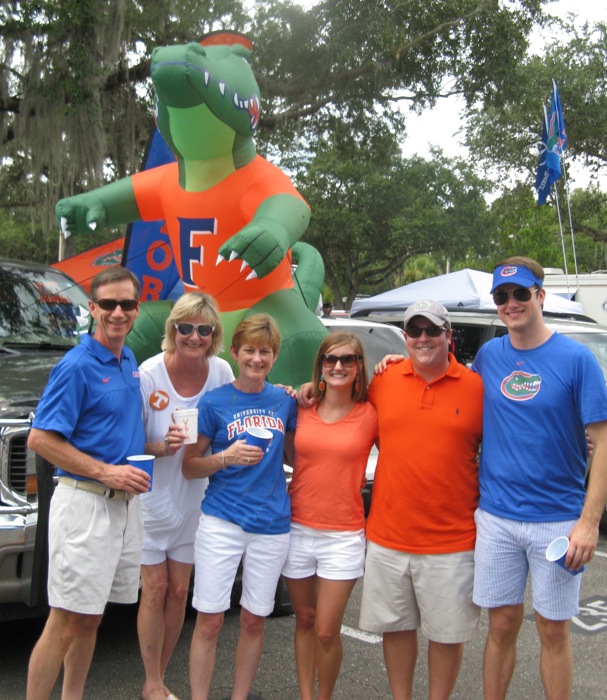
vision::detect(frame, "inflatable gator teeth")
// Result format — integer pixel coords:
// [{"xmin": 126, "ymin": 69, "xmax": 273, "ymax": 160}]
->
[{"xmin": 55, "ymin": 30, "xmax": 327, "ymax": 386}]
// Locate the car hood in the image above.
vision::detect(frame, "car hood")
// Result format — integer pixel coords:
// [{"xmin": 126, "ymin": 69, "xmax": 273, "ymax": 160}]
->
[{"xmin": 0, "ymin": 349, "xmax": 68, "ymax": 418}]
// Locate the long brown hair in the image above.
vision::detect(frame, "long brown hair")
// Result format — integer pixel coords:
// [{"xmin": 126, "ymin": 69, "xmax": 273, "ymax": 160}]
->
[{"xmin": 311, "ymin": 332, "xmax": 368, "ymax": 402}]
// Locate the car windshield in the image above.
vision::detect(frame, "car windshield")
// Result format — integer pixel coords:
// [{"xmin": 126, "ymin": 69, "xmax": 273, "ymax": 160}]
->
[
  {"xmin": 0, "ymin": 264, "xmax": 90, "ymax": 346},
  {"xmin": 564, "ymin": 332, "xmax": 607, "ymax": 382}
]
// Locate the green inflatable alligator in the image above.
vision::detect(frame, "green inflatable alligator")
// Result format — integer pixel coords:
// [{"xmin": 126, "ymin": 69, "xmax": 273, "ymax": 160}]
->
[{"xmin": 56, "ymin": 31, "xmax": 326, "ymax": 386}]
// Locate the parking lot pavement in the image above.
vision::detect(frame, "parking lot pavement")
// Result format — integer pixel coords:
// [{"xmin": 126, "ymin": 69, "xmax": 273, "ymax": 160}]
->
[{"xmin": 1, "ymin": 532, "xmax": 607, "ymax": 698}]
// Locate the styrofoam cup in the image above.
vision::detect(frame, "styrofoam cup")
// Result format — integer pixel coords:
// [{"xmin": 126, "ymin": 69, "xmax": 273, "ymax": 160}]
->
[
  {"xmin": 127, "ymin": 454, "xmax": 155, "ymax": 491},
  {"xmin": 245, "ymin": 427, "xmax": 273, "ymax": 454},
  {"xmin": 173, "ymin": 407, "xmax": 198, "ymax": 444}
]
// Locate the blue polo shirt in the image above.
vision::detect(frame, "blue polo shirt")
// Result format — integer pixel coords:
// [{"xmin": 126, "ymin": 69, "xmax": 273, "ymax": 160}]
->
[{"xmin": 33, "ymin": 334, "xmax": 145, "ymax": 480}]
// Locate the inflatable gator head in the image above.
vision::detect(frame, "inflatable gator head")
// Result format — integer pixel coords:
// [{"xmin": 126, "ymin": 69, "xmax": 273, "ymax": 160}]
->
[{"xmin": 152, "ymin": 32, "xmax": 260, "ymax": 169}]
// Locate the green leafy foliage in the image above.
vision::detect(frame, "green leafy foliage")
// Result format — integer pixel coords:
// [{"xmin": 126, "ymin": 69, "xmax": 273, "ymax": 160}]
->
[{"xmin": 0, "ymin": 0, "xmax": 604, "ymax": 300}]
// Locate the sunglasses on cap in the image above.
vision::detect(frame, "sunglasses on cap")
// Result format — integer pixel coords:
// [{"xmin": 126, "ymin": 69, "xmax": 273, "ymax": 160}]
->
[
  {"xmin": 492, "ymin": 287, "xmax": 538, "ymax": 306},
  {"xmin": 175, "ymin": 322, "xmax": 214, "ymax": 337},
  {"xmin": 406, "ymin": 324, "xmax": 447, "ymax": 338},
  {"xmin": 321, "ymin": 353, "xmax": 361, "ymax": 368},
  {"xmin": 93, "ymin": 298, "xmax": 139, "ymax": 311}
]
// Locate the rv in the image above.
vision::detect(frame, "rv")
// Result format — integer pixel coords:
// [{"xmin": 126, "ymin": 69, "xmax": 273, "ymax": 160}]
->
[{"xmin": 543, "ymin": 269, "xmax": 607, "ymax": 325}]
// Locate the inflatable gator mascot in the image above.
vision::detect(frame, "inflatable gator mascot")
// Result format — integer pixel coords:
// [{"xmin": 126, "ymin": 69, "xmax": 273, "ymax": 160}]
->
[{"xmin": 55, "ymin": 31, "xmax": 326, "ymax": 386}]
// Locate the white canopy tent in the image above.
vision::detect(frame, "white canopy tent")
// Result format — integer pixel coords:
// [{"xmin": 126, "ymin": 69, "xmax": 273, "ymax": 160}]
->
[{"xmin": 350, "ymin": 268, "xmax": 585, "ymax": 318}]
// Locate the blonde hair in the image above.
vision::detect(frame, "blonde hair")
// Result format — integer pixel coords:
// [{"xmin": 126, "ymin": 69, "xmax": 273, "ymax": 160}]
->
[
  {"xmin": 311, "ymin": 332, "xmax": 368, "ymax": 402},
  {"xmin": 162, "ymin": 292, "xmax": 223, "ymax": 356},
  {"xmin": 231, "ymin": 313, "xmax": 281, "ymax": 355}
]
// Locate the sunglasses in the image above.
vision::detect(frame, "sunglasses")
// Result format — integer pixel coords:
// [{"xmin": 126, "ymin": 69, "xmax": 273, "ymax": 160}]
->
[
  {"xmin": 175, "ymin": 322, "xmax": 214, "ymax": 337},
  {"xmin": 321, "ymin": 353, "xmax": 361, "ymax": 368},
  {"xmin": 492, "ymin": 287, "xmax": 538, "ymax": 306},
  {"xmin": 406, "ymin": 325, "xmax": 446, "ymax": 338},
  {"xmin": 93, "ymin": 298, "xmax": 139, "ymax": 311}
]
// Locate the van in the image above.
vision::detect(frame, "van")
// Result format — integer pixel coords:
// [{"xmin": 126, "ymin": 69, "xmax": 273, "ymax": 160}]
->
[{"xmin": 543, "ymin": 270, "xmax": 607, "ymax": 326}]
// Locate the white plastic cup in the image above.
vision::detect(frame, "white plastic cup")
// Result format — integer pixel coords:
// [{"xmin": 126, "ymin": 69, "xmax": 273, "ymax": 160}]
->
[
  {"xmin": 545, "ymin": 536, "xmax": 585, "ymax": 575},
  {"xmin": 173, "ymin": 407, "xmax": 198, "ymax": 444},
  {"xmin": 245, "ymin": 427, "xmax": 273, "ymax": 454},
  {"xmin": 127, "ymin": 454, "xmax": 155, "ymax": 491}
]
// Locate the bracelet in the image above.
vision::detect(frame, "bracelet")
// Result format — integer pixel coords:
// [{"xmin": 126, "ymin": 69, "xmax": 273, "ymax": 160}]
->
[{"xmin": 221, "ymin": 451, "xmax": 226, "ymax": 470}]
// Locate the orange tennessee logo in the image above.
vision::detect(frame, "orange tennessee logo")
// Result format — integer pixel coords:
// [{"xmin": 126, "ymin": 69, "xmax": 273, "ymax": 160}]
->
[{"xmin": 149, "ymin": 390, "xmax": 170, "ymax": 411}]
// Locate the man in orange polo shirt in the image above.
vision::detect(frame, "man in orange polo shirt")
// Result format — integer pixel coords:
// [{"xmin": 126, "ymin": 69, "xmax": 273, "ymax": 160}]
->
[{"xmin": 358, "ymin": 300, "xmax": 483, "ymax": 700}]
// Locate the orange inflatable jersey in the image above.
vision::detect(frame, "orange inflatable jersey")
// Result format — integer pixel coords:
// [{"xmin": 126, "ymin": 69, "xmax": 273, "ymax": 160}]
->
[{"xmin": 132, "ymin": 155, "xmax": 303, "ymax": 311}]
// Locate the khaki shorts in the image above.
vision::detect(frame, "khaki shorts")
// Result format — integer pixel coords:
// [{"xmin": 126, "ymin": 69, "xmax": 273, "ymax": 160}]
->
[
  {"xmin": 359, "ymin": 540, "xmax": 480, "ymax": 644},
  {"xmin": 48, "ymin": 482, "xmax": 143, "ymax": 615}
]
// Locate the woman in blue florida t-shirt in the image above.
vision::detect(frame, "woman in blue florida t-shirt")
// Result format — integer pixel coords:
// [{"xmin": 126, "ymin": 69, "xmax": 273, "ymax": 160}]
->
[{"xmin": 183, "ymin": 313, "xmax": 297, "ymax": 700}]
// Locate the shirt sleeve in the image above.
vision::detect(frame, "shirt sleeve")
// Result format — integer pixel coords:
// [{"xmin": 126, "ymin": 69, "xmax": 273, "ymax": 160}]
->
[{"xmin": 32, "ymin": 360, "xmax": 86, "ymax": 440}]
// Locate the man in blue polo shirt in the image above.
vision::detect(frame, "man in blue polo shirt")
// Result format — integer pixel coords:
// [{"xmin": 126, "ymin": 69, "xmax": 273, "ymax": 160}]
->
[{"xmin": 26, "ymin": 267, "xmax": 150, "ymax": 700}]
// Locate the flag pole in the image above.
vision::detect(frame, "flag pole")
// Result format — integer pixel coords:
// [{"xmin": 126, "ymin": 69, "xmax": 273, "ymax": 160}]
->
[
  {"xmin": 544, "ymin": 102, "xmax": 569, "ymax": 288},
  {"xmin": 552, "ymin": 79, "xmax": 579, "ymax": 291}
]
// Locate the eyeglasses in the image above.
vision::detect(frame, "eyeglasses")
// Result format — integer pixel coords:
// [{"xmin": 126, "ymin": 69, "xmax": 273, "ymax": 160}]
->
[
  {"xmin": 175, "ymin": 322, "xmax": 214, "ymax": 337},
  {"xmin": 406, "ymin": 325, "xmax": 446, "ymax": 338},
  {"xmin": 321, "ymin": 353, "xmax": 361, "ymax": 368},
  {"xmin": 492, "ymin": 287, "xmax": 538, "ymax": 306},
  {"xmin": 93, "ymin": 298, "xmax": 139, "ymax": 311}
]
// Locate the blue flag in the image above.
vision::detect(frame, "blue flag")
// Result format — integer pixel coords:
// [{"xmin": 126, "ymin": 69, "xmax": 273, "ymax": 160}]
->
[
  {"xmin": 122, "ymin": 129, "xmax": 184, "ymax": 301},
  {"xmin": 535, "ymin": 81, "xmax": 567, "ymax": 205}
]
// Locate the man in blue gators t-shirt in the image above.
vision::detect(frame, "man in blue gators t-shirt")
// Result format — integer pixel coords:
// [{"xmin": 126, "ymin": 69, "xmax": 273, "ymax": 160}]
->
[{"xmin": 472, "ymin": 256, "xmax": 607, "ymax": 700}]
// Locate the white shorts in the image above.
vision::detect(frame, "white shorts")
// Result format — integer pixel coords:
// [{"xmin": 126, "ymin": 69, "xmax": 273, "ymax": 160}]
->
[
  {"xmin": 282, "ymin": 523, "xmax": 365, "ymax": 580},
  {"xmin": 141, "ymin": 489, "xmax": 200, "ymax": 566},
  {"xmin": 48, "ymin": 482, "xmax": 143, "ymax": 615},
  {"xmin": 359, "ymin": 540, "xmax": 480, "ymax": 644},
  {"xmin": 473, "ymin": 508, "xmax": 582, "ymax": 620},
  {"xmin": 192, "ymin": 514, "xmax": 290, "ymax": 617}
]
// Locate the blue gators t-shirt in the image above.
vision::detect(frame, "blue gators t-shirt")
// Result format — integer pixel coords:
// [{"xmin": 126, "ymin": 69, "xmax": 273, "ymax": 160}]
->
[
  {"xmin": 197, "ymin": 382, "xmax": 297, "ymax": 534},
  {"xmin": 472, "ymin": 332, "xmax": 607, "ymax": 522},
  {"xmin": 33, "ymin": 334, "xmax": 145, "ymax": 478}
]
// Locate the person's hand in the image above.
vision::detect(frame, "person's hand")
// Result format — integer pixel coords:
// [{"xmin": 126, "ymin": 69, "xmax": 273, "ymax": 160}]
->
[
  {"xmin": 224, "ymin": 439, "xmax": 264, "ymax": 467},
  {"xmin": 102, "ymin": 464, "xmax": 151, "ymax": 494},
  {"xmin": 297, "ymin": 382, "xmax": 317, "ymax": 408},
  {"xmin": 374, "ymin": 354, "xmax": 405, "ymax": 375},
  {"xmin": 566, "ymin": 519, "xmax": 599, "ymax": 571},
  {"xmin": 275, "ymin": 383, "xmax": 297, "ymax": 398},
  {"xmin": 164, "ymin": 421, "xmax": 187, "ymax": 455}
]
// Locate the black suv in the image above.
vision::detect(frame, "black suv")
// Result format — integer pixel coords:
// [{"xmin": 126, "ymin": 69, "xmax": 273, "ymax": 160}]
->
[{"xmin": 0, "ymin": 259, "xmax": 90, "ymax": 620}]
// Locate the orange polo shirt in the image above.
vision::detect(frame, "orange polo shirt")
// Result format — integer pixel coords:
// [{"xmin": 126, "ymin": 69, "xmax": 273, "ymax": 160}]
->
[{"xmin": 366, "ymin": 354, "xmax": 483, "ymax": 554}]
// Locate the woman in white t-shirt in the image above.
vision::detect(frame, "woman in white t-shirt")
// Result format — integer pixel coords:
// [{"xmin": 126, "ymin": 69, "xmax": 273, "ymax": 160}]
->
[{"xmin": 137, "ymin": 292, "xmax": 234, "ymax": 700}]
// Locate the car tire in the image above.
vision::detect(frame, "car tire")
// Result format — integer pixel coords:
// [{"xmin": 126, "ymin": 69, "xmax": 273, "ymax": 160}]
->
[{"xmin": 269, "ymin": 574, "xmax": 293, "ymax": 617}]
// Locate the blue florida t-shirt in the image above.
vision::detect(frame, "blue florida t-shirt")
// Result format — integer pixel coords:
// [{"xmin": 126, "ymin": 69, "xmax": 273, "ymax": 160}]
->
[
  {"xmin": 197, "ymin": 382, "xmax": 297, "ymax": 534},
  {"xmin": 472, "ymin": 332, "xmax": 607, "ymax": 522}
]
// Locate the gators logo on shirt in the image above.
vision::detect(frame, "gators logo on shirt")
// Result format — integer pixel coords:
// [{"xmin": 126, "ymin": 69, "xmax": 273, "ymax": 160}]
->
[{"xmin": 500, "ymin": 371, "xmax": 542, "ymax": 401}]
